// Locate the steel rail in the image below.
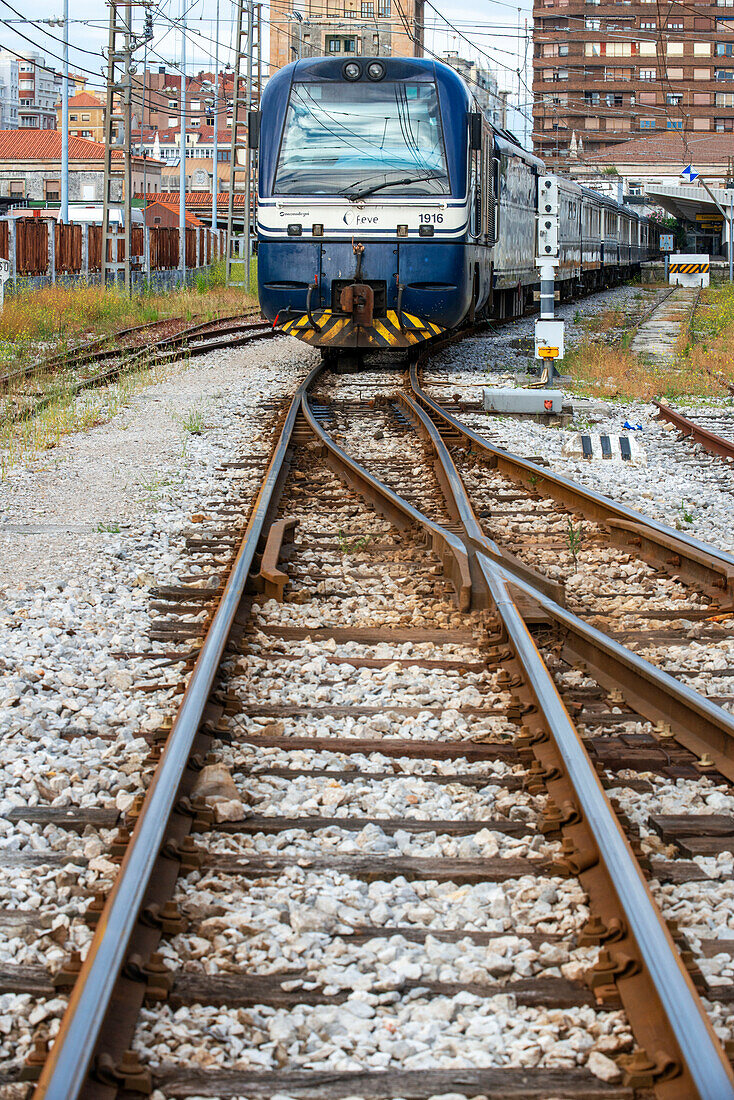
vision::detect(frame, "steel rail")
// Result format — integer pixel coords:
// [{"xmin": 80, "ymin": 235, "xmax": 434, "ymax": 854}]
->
[
  {"xmin": 300, "ymin": 394, "xmax": 472, "ymax": 611},
  {"xmin": 403, "ymin": 382, "xmax": 734, "ymax": 778},
  {"xmin": 0, "ymin": 311, "xmax": 264, "ymax": 390},
  {"xmin": 653, "ymin": 399, "xmax": 734, "ymax": 462},
  {"xmin": 8, "ymin": 322, "xmax": 277, "ymax": 429},
  {"xmin": 478, "ymin": 554, "xmax": 734, "ymax": 1100},
  {"xmin": 33, "ymin": 361, "xmax": 324, "ymax": 1100},
  {"xmin": 387, "ymin": 388, "xmax": 734, "ymax": 1099},
  {"xmin": 409, "ymin": 364, "xmax": 734, "ymax": 600},
  {"xmin": 301, "ymin": 391, "xmax": 734, "ymax": 1099}
]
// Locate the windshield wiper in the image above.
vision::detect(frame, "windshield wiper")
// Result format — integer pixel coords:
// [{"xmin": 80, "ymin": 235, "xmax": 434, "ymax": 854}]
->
[{"xmin": 344, "ymin": 172, "xmax": 443, "ymax": 201}]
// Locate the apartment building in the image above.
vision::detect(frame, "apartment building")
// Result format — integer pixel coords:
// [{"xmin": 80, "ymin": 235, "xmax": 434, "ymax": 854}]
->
[
  {"xmin": 532, "ymin": 1, "xmax": 734, "ymax": 167},
  {"xmin": 0, "ymin": 55, "xmax": 18, "ymax": 129},
  {"xmin": 269, "ymin": 0, "xmax": 424, "ymax": 72},
  {"xmin": 131, "ymin": 68, "xmax": 232, "ymax": 134},
  {"xmin": 4, "ymin": 50, "xmax": 62, "ymax": 129},
  {"xmin": 57, "ymin": 91, "xmax": 105, "ymax": 143}
]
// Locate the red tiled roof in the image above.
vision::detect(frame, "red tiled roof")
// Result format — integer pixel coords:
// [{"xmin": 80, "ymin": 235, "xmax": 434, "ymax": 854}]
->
[
  {"xmin": 585, "ymin": 132, "xmax": 734, "ymax": 165},
  {"xmin": 66, "ymin": 92, "xmax": 104, "ymax": 109},
  {"xmin": 145, "ymin": 199, "xmax": 203, "ymax": 226},
  {"xmin": 145, "ymin": 126, "xmax": 232, "ymax": 144},
  {"xmin": 145, "ymin": 190, "xmax": 245, "ymax": 206},
  {"xmin": 0, "ymin": 129, "xmax": 147, "ymax": 163}
]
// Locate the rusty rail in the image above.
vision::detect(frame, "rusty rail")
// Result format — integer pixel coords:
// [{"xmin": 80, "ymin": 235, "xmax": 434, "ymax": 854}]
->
[
  {"xmin": 31, "ymin": 350, "xmax": 734, "ymax": 1100},
  {"xmin": 306, "ymin": 388, "xmax": 734, "ymax": 1100},
  {"xmin": 409, "ymin": 364, "xmax": 734, "ymax": 603},
  {"xmin": 32, "ymin": 362, "xmax": 322, "ymax": 1099},
  {"xmin": 652, "ymin": 399, "xmax": 734, "ymax": 462}
]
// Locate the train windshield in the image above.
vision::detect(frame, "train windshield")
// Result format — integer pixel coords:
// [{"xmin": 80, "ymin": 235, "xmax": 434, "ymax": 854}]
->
[{"xmin": 274, "ymin": 81, "xmax": 450, "ymax": 197}]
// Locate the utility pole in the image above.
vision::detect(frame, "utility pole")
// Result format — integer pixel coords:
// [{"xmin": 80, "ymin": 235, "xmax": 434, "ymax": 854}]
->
[
  {"xmin": 61, "ymin": 0, "xmax": 69, "ymax": 224},
  {"xmin": 141, "ymin": 25, "xmax": 149, "ymax": 203},
  {"xmin": 179, "ymin": 0, "xmax": 186, "ymax": 285},
  {"xmin": 212, "ymin": 0, "xmax": 220, "ymax": 233},
  {"xmin": 102, "ymin": 1, "xmax": 153, "ymax": 293},
  {"xmin": 227, "ymin": 0, "xmax": 260, "ymax": 289},
  {"xmin": 102, "ymin": 1, "xmax": 132, "ymax": 293}
]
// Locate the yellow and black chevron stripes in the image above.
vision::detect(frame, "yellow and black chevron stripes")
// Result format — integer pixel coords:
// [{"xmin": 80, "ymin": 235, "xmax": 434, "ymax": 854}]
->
[
  {"xmin": 276, "ymin": 308, "xmax": 444, "ymax": 349},
  {"xmin": 669, "ymin": 263, "xmax": 709, "ymax": 274}
]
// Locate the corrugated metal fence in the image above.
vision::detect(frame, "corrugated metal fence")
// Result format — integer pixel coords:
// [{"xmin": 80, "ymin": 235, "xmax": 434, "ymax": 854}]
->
[{"xmin": 1, "ymin": 219, "xmax": 226, "ymax": 280}]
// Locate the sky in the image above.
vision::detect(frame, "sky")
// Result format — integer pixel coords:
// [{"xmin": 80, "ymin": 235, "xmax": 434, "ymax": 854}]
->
[{"xmin": 0, "ymin": 0, "xmax": 533, "ymax": 141}]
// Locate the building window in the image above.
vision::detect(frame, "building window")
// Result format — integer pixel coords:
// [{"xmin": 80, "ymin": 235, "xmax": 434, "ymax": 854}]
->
[
  {"xmin": 584, "ymin": 116, "xmax": 599, "ymax": 128},
  {"xmin": 666, "ymin": 119, "xmax": 683, "ymax": 128},
  {"xmin": 667, "ymin": 67, "xmax": 683, "ymax": 79},
  {"xmin": 585, "ymin": 91, "xmax": 600, "ymax": 105},
  {"xmin": 585, "ymin": 42, "xmax": 600, "ymax": 55},
  {"xmin": 716, "ymin": 68, "xmax": 734, "ymax": 79},
  {"xmin": 585, "ymin": 17, "xmax": 600, "ymax": 27},
  {"xmin": 666, "ymin": 41, "xmax": 684, "ymax": 54},
  {"xmin": 640, "ymin": 91, "xmax": 656, "ymax": 103},
  {"xmin": 694, "ymin": 69, "xmax": 711, "ymax": 80},
  {"xmin": 605, "ymin": 92, "xmax": 623, "ymax": 106},
  {"xmin": 327, "ymin": 37, "xmax": 341, "ymax": 51},
  {"xmin": 716, "ymin": 116, "xmax": 734, "ymax": 129},
  {"xmin": 344, "ymin": 37, "xmax": 356, "ymax": 51},
  {"xmin": 717, "ymin": 43, "xmax": 734, "ymax": 56},
  {"xmin": 715, "ymin": 91, "xmax": 734, "ymax": 105},
  {"xmin": 361, "ymin": 2, "xmax": 374, "ymax": 14},
  {"xmin": 693, "ymin": 118, "xmax": 710, "ymax": 129},
  {"xmin": 640, "ymin": 20, "xmax": 655, "ymax": 28},
  {"xmin": 667, "ymin": 21, "xmax": 683, "ymax": 29},
  {"xmin": 168, "ymin": 99, "xmax": 177, "ymax": 108},
  {"xmin": 694, "ymin": 42, "xmax": 711, "ymax": 55},
  {"xmin": 81, "ymin": 113, "xmax": 90, "ymax": 121},
  {"xmin": 666, "ymin": 93, "xmax": 683, "ymax": 105},
  {"xmin": 640, "ymin": 118, "xmax": 656, "ymax": 127},
  {"xmin": 378, "ymin": 0, "xmax": 391, "ymax": 13},
  {"xmin": 639, "ymin": 41, "xmax": 656, "ymax": 55},
  {"xmin": 640, "ymin": 68, "xmax": 656, "ymax": 80},
  {"xmin": 44, "ymin": 179, "xmax": 60, "ymax": 201}
]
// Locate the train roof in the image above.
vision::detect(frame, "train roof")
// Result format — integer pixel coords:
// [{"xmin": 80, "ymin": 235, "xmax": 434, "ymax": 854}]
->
[{"xmin": 494, "ymin": 130, "xmax": 544, "ymax": 170}]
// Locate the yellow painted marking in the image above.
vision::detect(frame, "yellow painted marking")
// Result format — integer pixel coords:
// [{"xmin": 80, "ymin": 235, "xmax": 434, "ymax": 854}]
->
[
  {"xmin": 538, "ymin": 346, "xmax": 559, "ymax": 358},
  {"xmin": 373, "ymin": 319, "xmax": 395, "ymax": 344}
]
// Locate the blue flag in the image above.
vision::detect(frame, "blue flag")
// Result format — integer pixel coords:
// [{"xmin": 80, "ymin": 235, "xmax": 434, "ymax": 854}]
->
[{"xmin": 681, "ymin": 165, "xmax": 699, "ymax": 183}]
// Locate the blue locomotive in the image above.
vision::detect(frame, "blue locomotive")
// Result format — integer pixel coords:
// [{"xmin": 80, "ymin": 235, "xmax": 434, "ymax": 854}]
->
[{"xmin": 256, "ymin": 55, "xmax": 656, "ymax": 353}]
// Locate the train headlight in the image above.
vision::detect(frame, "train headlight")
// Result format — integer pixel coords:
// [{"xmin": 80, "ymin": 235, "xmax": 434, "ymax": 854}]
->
[
  {"xmin": 397, "ymin": 224, "xmax": 408, "ymax": 237},
  {"xmin": 366, "ymin": 61, "xmax": 386, "ymax": 81},
  {"xmin": 418, "ymin": 224, "xmax": 434, "ymax": 236},
  {"xmin": 287, "ymin": 223, "xmax": 302, "ymax": 236},
  {"xmin": 343, "ymin": 62, "xmax": 362, "ymax": 81},
  {"xmin": 312, "ymin": 223, "xmax": 324, "ymax": 236}
]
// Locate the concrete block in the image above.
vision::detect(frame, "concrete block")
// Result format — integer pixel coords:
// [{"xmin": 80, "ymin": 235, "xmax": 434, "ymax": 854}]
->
[{"xmin": 483, "ymin": 388, "xmax": 563, "ymax": 415}]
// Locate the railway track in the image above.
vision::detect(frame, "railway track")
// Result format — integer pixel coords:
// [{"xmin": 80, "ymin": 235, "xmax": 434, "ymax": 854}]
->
[
  {"xmin": 653, "ymin": 400, "xmax": 734, "ymax": 465},
  {"xmin": 0, "ymin": 312, "xmax": 277, "ymax": 424},
  {"xmin": 6, "ymin": 338, "xmax": 734, "ymax": 1100}
]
